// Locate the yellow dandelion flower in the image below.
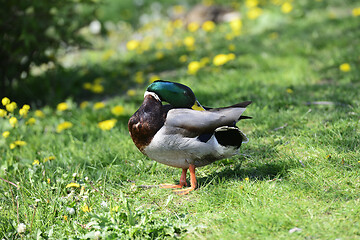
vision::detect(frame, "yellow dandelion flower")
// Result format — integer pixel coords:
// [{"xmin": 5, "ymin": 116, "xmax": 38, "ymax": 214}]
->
[
  {"xmin": 245, "ymin": 177, "xmax": 249, "ymax": 181},
  {"xmin": 63, "ymin": 215, "xmax": 68, "ymax": 221},
  {"xmin": 112, "ymin": 206, "xmax": 119, "ymax": 212},
  {"xmin": 247, "ymin": 7, "xmax": 263, "ymax": 20},
  {"xmin": 326, "ymin": 154, "xmax": 331, "ymax": 159},
  {"xmin": 14, "ymin": 140, "xmax": 26, "ymax": 146},
  {"xmin": 19, "ymin": 104, "xmax": 30, "ymax": 116},
  {"xmin": 225, "ymin": 33, "xmax": 235, "ymax": 41},
  {"xmin": 213, "ymin": 54, "xmax": 229, "ymax": 66},
  {"xmin": 19, "ymin": 108, "xmax": 29, "ymax": 117},
  {"xmin": 183, "ymin": 36, "xmax": 195, "ymax": 48},
  {"xmin": 22, "ymin": 104, "xmax": 30, "ymax": 110},
  {"xmin": 80, "ymin": 101, "xmax": 89, "ymax": 109},
  {"xmin": 83, "ymin": 82, "xmax": 92, "ymax": 90},
  {"xmin": 149, "ymin": 75, "xmax": 160, "ymax": 83},
  {"xmin": 19, "ymin": 109, "xmax": 27, "ymax": 116},
  {"xmin": 93, "ymin": 102, "xmax": 105, "ymax": 110},
  {"xmin": 43, "ymin": 156, "xmax": 56, "ymax": 162},
  {"xmin": 230, "ymin": 19, "xmax": 242, "ymax": 34},
  {"xmin": 94, "ymin": 77, "xmax": 104, "ymax": 85},
  {"xmin": 32, "ymin": 160, "xmax": 40, "ymax": 165},
  {"xmin": 227, "ymin": 53, "xmax": 236, "ymax": 61},
  {"xmin": 126, "ymin": 40, "xmax": 140, "ymax": 51},
  {"xmin": 173, "ymin": 5, "xmax": 185, "ymax": 14},
  {"xmin": 188, "ymin": 61, "xmax": 201, "ymax": 75},
  {"xmin": 165, "ymin": 24, "xmax": 174, "ymax": 37},
  {"xmin": 91, "ymin": 84, "xmax": 104, "ymax": 94},
  {"xmin": 0, "ymin": 109, "xmax": 7, "ymax": 117},
  {"xmin": 111, "ymin": 106, "xmax": 124, "ymax": 116},
  {"xmin": 172, "ymin": 19, "xmax": 183, "ymax": 28},
  {"xmin": 140, "ymin": 39, "xmax": 151, "ymax": 51},
  {"xmin": 286, "ymin": 88, "xmax": 294, "ymax": 94},
  {"xmin": 47, "ymin": 178, "xmax": 51, "ymax": 184},
  {"xmin": 187, "ymin": 22, "xmax": 200, "ymax": 32},
  {"xmin": 200, "ymin": 57, "xmax": 210, "ymax": 67},
  {"xmin": 2, "ymin": 97, "xmax": 10, "ymax": 106},
  {"xmin": 352, "ymin": 7, "xmax": 360, "ymax": 17},
  {"xmin": 66, "ymin": 183, "xmax": 80, "ymax": 188},
  {"xmin": 98, "ymin": 119, "xmax": 117, "ymax": 131},
  {"xmin": 56, "ymin": 121, "xmax": 73, "ymax": 133},
  {"xmin": 35, "ymin": 110, "xmax": 45, "ymax": 118},
  {"xmin": 102, "ymin": 49, "xmax": 115, "ymax": 61},
  {"xmin": 6, "ymin": 102, "xmax": 17, "ymax": 112},
  {"xmin": 135, "ymin": 71, "xmax": 144, "ymax": 84},
  {"xmin": 2, "ymin": 131, "xmax": 10, "ymax": 138},
  {"xmin": 202, "ymin": 20, "xmax": 215, "ymax": 32},
  {"xmin": 155, "ymin": 51, "xmax": 164, "ymax": 60},
  {"xmin": 9, "ymin": 117, "xmax": 18, "ymax": 127},
  {"xmin": 10, "ymin": 143, "xmax": 16, "ymax": 150},
  {"xmin": 57, "ymin": 102, "xmax": 69, "ymax": 111},
  {"xmin": 179, "ymin": 55, "xmax": 188, "ymax": 63},
  {"xmin": 281, "ymin": 2, "xmax": 293, "ymax": 14},
  {"xmin": 127, "ymin": 89, "xmax": 136, "ymax": 97},
  {"xmin": 339, "ymin": 63, "xmax": 351, "ymax": 72},
  {"xmin": 246, "ymin": 0, "xmax": 259, "ymax": 8},
  {"xmin": 81, "ymin": 204, "xmax": 91, "ymax": 212}
]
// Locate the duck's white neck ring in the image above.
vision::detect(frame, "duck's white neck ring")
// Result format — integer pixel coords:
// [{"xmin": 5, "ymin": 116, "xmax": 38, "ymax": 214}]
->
[{"xmin": 144, "ymin": 91, "xmax": 161, "ymax": 102}]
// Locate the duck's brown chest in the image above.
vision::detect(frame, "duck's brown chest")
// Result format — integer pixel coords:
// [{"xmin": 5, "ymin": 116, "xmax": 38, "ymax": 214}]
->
[{"xmin": 128, "ymin": 96, "xmax": 168, "ymax": 152}]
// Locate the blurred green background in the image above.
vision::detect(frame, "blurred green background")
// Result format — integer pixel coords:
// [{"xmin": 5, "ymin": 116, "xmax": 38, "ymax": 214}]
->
[{"xmin": 2, "ymin": 0, "xmax": 358, "ymax": 107}]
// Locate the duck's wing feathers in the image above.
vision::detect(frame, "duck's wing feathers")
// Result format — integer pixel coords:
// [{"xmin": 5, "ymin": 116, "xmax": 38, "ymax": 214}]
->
[
  {"xmin": 204, "ymin": 101, "xmax": 252, "ymax": 119},
  {"xmin": 165, "ymin": 103, "xmax": 249, "ymax": 135}
]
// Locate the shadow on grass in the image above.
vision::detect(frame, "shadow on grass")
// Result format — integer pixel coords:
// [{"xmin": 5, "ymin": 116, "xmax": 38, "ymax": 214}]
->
[{"xmin": 195, "ymin": 142, "xmax": 300, "ymax": 188}]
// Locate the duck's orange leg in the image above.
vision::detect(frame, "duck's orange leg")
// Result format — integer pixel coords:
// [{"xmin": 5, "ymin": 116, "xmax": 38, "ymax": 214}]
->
[
  {"xmin": 160, "ymin": 168, "xmax": 187, "ymax": 189},
  {"xmin": 173, "ymin": 164, "xmax": 197, "ymax": 195}
]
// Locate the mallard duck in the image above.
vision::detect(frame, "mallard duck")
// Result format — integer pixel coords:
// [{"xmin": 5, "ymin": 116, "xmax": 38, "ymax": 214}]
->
[{"xmin": 128, "ymin": 80, "xmax": 251, "ymax": 195}]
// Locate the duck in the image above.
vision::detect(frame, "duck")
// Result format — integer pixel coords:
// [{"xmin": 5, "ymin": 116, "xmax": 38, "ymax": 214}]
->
[{"xmin": 128, "ymin": 80, "xmax": 251, "ymax": 195}]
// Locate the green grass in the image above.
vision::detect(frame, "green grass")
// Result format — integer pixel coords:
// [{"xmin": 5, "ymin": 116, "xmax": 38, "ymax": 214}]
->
[{"xmin": 1, "ymin": 0, "xmax": 360, "ymax": 239}]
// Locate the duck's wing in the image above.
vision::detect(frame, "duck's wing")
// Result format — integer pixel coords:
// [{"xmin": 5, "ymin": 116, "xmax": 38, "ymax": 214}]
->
[
  {"xmin": 204, "ymin": 101, "xmax": 252, "ymax": 119},
  {"xmin": 204, "ymin": 101, "xmax": 252, "ymax": 110},
  {"xmin": 165, "ymin": 103, "xmax": 250, "ymax": 135}
]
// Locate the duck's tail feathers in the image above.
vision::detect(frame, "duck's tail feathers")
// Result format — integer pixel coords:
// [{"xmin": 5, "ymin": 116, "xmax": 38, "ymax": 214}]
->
[
  {"xmin": 239, "ymin": 115, "xmax": 252, "ymax": 120},
  {"xmin": 215, "ymin": 126, "xmax": 248, "ymax": 148},
  {"xmin": 227, "ymin": 101, "xmax": 252, "ymax": 109}
]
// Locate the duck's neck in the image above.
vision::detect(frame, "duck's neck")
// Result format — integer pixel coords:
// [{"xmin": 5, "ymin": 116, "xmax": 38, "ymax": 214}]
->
[{"xmin": 144, "ymin": 91, "xmax": 161, "ymax": 102}]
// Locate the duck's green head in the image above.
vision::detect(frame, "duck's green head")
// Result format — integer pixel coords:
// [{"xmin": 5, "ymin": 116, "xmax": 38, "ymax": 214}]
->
[{"xmin": 146, "ymin": 80, "xmax": 204, "ymax": 110}]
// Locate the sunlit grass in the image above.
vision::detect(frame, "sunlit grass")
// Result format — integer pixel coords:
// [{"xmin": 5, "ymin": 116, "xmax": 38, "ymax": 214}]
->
[{"xmin": 1, "ymin": 0, "xmax": 360, "ymax": 239}]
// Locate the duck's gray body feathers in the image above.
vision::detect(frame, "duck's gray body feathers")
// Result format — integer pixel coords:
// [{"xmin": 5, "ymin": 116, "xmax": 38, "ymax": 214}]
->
[{"xmin": 143, "ymin": 104, "xmax": 249, "ymax": 169}]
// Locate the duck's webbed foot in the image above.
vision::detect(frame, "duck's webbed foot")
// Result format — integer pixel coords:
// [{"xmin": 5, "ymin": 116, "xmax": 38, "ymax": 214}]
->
[
  {"xmin": 159, "ymin": 168, "xmax": 187, "ymax": 189},
  {"xmin": 173, "ymin": 164, "xmax": 197, "ymax": 195}
]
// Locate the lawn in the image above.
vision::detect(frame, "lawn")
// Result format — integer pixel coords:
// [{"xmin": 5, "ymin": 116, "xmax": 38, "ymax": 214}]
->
[{"xmin": 1, "ymin": 0, "xmax": 360, "ymax": 239}]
